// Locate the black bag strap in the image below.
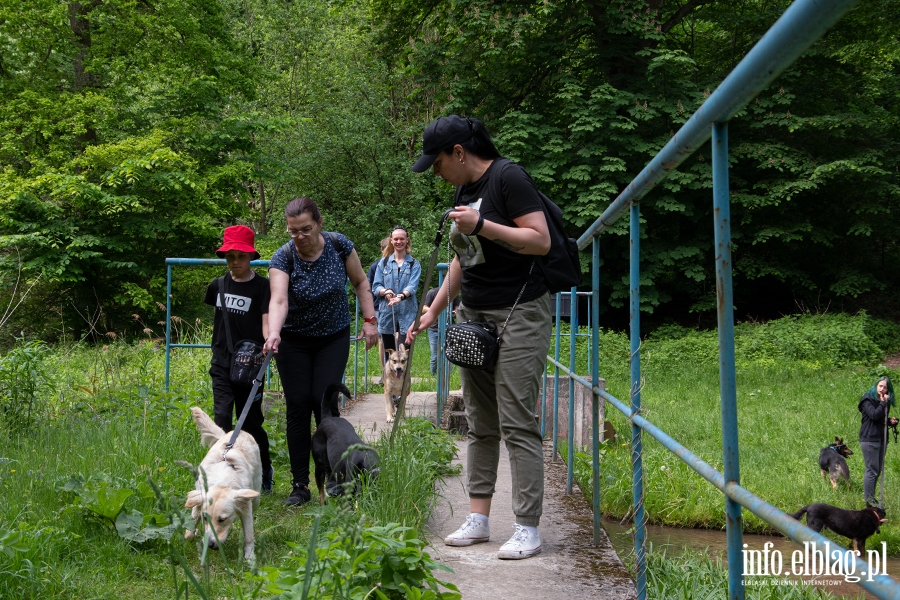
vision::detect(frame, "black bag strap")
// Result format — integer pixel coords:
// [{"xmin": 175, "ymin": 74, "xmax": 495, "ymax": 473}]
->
[
  {"xmin": 280, "ymin": 232, "xmax": 348, "ymax": 274},
  {"xmin": 217, "ymin": 276, "xmax": 235, "ymax": 354}
]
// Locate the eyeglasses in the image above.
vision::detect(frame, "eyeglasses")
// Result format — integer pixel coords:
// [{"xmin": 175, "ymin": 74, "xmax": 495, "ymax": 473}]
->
[{"xmin": 287, "ymin": 225, "xmax": 316, "ymax": 238}]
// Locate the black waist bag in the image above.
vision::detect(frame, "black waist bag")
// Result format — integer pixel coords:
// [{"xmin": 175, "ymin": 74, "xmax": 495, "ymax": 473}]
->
[
  {"xmin": 230, "ymin": 340, "xmax": 264, "ymax": 386},
  {"xmin": 444, "ymin": 321, "xmax": 499, "ymax": 370}
]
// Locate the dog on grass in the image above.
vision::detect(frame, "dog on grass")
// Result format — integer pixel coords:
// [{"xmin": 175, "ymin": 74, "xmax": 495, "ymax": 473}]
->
[
  {"xmin": 383, "ymin": 343, "xmax": 409, "ymax": 423},
  {"xmin": 819, "ymin": 436, "xmax": 853, "ymax": 489},
  {"xmin": 311, "ymin": 383, "xmax": 379, "ymax": 503},
  {"xmin": 789, "ymin": 503, "xmax": 886, "ymax": 553},
  {"xmin": 184, "ymin": 407, "xmax": 261, "ymax": 565}
]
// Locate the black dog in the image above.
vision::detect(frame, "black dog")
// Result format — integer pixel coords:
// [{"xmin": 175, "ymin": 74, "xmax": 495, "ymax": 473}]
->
[
  {"xmin": 819, "ymin": 436, "xmax": 852, "ymax": 489},
  {"xmin": 311, "ymin": 383, "xmax": 378, "ymax": 503},
  {"xmin": 790, "ymin": 503, "xmax": 886, "ymax": 553}
]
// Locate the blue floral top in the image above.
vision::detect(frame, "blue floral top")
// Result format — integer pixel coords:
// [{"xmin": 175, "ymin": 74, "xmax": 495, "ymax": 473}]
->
[
  {"xmin": 269, "ymin": 233, "xmax": 353, "ymax": 336},
  {"xmin": 372, "ymin": 254, "xmax": 421, "ymax": 335}
]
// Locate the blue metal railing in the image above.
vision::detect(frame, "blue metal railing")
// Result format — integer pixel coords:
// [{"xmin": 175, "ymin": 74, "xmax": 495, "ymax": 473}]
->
[
  {"xmin": 162, "ymin": 258, "xmax": 454, "ymax": 410},
  {"xmin": 540, "ymin": 0, "xmax": 900, "ymax": 598}
]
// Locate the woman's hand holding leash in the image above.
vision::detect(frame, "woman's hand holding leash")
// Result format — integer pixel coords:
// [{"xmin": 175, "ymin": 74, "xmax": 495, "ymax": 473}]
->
[
  {"xmin": 263, "ymin": 332, "xmax": 281, "ymax": 355},
  {"xmin": 449, "ymin": 206, "xmax": 481, "ymax": 235},
  {"xmin": 406, "ymin": 311, "xmax": 436, "ymax": 346}
]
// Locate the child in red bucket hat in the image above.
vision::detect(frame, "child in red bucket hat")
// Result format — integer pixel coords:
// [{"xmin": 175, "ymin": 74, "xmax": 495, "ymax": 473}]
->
[
  {"xmin": 204, "ymin": 225, "xmax": 274, "ymax": 493},
  {"xmin": 216, "ymin": 225, "xmax": 261, "ymax": 260}
]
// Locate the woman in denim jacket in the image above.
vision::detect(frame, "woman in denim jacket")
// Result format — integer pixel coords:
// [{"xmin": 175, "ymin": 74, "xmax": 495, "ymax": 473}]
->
[{"xmin": 372, "ymin": 225, "xmax": 421, "ymax": 357}]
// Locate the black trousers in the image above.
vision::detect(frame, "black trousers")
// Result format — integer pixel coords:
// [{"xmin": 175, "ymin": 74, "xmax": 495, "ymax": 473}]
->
[
  {"xmin": 274, "ymin": 327, "xmax": 349, "ymax": 487},
  {"xmin": 209, "ymin": 363, "xmax": 272, "ymax": 473}
]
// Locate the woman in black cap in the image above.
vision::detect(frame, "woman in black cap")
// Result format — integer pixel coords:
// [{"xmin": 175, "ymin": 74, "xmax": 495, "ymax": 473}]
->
[{"xmin": 408, "ymin": 115, "xmax": 552, "ymax": 560}]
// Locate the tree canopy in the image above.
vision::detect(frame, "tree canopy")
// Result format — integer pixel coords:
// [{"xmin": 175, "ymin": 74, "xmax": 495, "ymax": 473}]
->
[{"xmin": 1, "ymin": 0, "xmax": 898, "ymax": 340}]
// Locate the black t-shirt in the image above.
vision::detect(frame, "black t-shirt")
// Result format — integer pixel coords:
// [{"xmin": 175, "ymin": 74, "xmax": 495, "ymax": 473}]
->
[
  {"xmin": 424, "ymin": 287, "xmax": 460, "ymax": 333},
  {"xmin": 451, "ymin": 160, "xmax": 548, "ymax": 309},
  {"xmin": 204, "ymin": 272, "xmax": 271, "ymax": 367}
]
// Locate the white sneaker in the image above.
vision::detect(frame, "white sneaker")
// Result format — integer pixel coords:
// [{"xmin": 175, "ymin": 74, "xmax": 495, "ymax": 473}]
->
[
  {"xmin": 444, "ymin": 513, "xmax": 490, "ymax": 546},
  {"xmin": 497, "ymin": 524, "xmax": 541, "ymax": 559}
]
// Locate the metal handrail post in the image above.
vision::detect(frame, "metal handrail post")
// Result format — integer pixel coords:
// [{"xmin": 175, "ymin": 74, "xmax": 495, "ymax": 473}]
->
[
  {"xmin": 567, "ymin": 287, "xmax": 577, "ymax": 493},
  {"xmin": 164, "ymin": 264, "xmax": 173, "ymax": 391},
  {"xmin": 436, "ymin": 265, "xmax": 448, "ymax": 424},
  {"xmin": 713, "ymin": 122, "xmax": 744, "ymax": 599},
  {"xmin": 353, "ymin": 296, "xmax": 359, "ymax": 403},
  {"xmin": 630, "ymin": 201, "xmax": 646, "ymax": 600},
  {"xmin": 591, "ymin": 237, "xmax": 601, "ymax": 544},
  {"xmin": 553, "ymin": 293, "xmax": 562, "ymax": 461},
  {"xmin": 541, "ymin": 364, "xmax": 548, "ymax": 438}
]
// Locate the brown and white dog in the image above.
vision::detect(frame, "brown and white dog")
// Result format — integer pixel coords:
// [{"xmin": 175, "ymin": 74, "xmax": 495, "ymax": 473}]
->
[
  {"xmin": 184, "ymin": 407, "xmax": 261, "ymax": 566},
  {"xmin": 383, "ymin": 343, "xmax": 410, "ymax": 423}
]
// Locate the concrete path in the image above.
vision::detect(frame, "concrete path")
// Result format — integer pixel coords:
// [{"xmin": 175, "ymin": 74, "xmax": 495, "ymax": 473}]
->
[{"xmin": 342, "ymin": 390, "xmax": 637, "ymax": 600}]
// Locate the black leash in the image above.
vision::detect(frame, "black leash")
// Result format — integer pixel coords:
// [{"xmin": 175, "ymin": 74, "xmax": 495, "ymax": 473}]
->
[
  {"xmin": 390, "ymin": 209, "xmax": 454, "ymax": 442},
  {"xmin": 223, "ymin": 348, "xmax": 274, "ymax": 459},
  {"xmin": 879, "ymin": 398, "xmax": 890, "ymax": 507}
]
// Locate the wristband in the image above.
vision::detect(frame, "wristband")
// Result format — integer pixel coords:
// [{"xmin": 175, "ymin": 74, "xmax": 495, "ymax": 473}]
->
[{"xmin": 469, "ymin": 212, "xmax": 485, "ymax": 236}]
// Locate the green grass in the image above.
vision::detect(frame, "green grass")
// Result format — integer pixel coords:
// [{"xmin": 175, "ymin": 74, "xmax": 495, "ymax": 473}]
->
[
  {"xmin": 551, "ymin": 313, "xmax": 900, "ymax": 556},
  {"xmin": 0, "ymin": 334, "xmax": 458, "ymax": 599}
]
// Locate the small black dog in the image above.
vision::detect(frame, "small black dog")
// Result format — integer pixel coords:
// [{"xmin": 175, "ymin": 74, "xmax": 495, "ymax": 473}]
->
[
  {"xmin": 790, "ymin": 503, "xmax": 887, "ymax": 553},
  {"xmin": 311, "ymin": 383, "xmax": 378, "ymax": 503},
  {"xmin": 819, "ymin": 436, "xmax": 853, "ymax": 489}
]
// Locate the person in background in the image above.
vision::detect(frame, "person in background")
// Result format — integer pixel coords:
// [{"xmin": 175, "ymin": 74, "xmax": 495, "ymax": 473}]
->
[
  {"xmin": 372, "ymin": 225, "xmax": 421, "ymax": 360},
  {"xmin": 407, "ymin": 115, "xmax": 551, "ymax": 560},
  {"xmin": 368, "ymin": 237, "xmax": 390, "ymax": 385},
  {"xmin": 204, "ymin": 225, "xmax": 274, "ymax": 493},
  {"xmin": 422, "ymin": 286, "xmax": 459, "ymax": 376},
  {"xmin": 263, "ymin": 197, "xmax": 378, "ymax": 506},
  {"xmin": 859, "ymin": 375, "xmax": 898, "ymax": 506}
]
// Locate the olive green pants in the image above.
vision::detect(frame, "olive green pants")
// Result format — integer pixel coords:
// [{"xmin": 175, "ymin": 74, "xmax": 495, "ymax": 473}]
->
[{"xmin": 458, "ymin": 292, "xmax": 551, "ymax": 527}]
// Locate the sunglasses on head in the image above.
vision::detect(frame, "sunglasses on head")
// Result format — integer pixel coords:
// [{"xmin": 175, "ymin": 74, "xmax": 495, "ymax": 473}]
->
[{"xmin": 391, "ymin": 225, "xmax": 409, "ymax": 236}]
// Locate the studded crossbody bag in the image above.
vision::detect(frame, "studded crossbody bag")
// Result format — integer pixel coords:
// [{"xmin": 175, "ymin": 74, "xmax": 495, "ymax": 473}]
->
[{"xmin": 443, "ymin": 260, "xmax": 534, "ymax": 371}]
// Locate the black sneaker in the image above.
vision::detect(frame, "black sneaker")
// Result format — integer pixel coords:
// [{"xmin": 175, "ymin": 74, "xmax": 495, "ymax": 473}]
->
[
  {"xmin": 285, "ymin": 482, "xmax": 311, "ymax": 506},
  {"xmin": 261, "ymin": 466, "xmax": 274, "ymax": 495}
]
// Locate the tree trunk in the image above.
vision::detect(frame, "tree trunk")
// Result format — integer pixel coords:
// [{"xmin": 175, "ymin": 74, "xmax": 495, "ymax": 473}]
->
[
  {"xmin": 258, "ymin": 180, "xmax": 267, "ymax": 235},
  {"xmin": 68, "ymin": 1, "xmax": 100, "ymax": 147}
]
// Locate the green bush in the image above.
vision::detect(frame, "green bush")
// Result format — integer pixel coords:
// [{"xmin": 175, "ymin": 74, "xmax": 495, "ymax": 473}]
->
[{"xmin": 259, "ymin": 514, "xmax": 460, "ymax": 600}]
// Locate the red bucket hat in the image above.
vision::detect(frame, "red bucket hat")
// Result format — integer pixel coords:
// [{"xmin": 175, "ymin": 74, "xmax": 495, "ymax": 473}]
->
[{"xmin": 216, "ymin": 225, "xmax": 260, "ymax": 260}]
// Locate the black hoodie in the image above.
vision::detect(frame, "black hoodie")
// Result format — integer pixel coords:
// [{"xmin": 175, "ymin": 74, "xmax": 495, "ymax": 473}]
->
[{"xmin": 859, "ymin": 392, "xmax": 891, "ymax": 443}]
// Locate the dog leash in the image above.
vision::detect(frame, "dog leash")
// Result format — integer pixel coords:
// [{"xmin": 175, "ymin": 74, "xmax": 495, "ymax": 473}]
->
[
  {"xmin": 223, "ymin": 348, "xmax": 274, "ymax": 459},
  {"xmin": 879, "ymin": 398, "xmax": 890, "ymax": 507}
]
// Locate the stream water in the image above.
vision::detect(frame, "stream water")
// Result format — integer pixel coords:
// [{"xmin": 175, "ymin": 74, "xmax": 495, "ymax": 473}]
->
[{"xmin": 602, "ymin": 518, "xmax": 900, "ymax": 599}]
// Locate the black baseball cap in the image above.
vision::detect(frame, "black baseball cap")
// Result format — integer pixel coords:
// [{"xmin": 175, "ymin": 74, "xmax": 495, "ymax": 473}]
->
[{"xmin": 411, "ymin": 115, "xmax": 474, "ymax": 173}]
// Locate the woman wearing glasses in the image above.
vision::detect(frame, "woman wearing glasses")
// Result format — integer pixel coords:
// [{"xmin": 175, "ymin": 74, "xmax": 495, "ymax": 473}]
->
[
  {"xmin": 264, "ymin": 197, "xmax": 378, "ymax": 506},
  {"xmin": 372, "ymin": 225, "xmax": 421, "ymax": 360}
]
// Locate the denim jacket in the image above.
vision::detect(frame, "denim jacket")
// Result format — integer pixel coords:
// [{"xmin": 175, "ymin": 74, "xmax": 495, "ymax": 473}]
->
[{"xmin": 372, "ymin": 253, "xmax": 421, "ymax": 335}]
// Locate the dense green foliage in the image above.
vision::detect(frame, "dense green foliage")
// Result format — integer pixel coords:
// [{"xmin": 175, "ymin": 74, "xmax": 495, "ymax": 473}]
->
[
  {"xmin": 374, "ymin": 0, "xmax": 900, "ymax": 324},
  {"xmin": 2, "ymin": 0, "xmax": 899, "ymax": 338}
]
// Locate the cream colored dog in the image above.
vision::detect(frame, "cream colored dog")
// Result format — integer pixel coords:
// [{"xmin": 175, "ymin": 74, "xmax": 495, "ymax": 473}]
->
[
  {"xmin": 184, "ymin": 407, "xmax": 261, "ymax": 566},
  {"xmin": 383, "ymin": 343, "xmax": 410, "ymax": 423}
]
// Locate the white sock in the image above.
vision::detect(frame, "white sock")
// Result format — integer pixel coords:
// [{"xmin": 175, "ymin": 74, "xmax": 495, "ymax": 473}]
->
[
  {"xmin": 517, "ymin": 524, "xmax": 539, "ymax": 537},
  {"xmin": 471, "ymin": 512, "xmax": 489, "ymax": 525}
]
